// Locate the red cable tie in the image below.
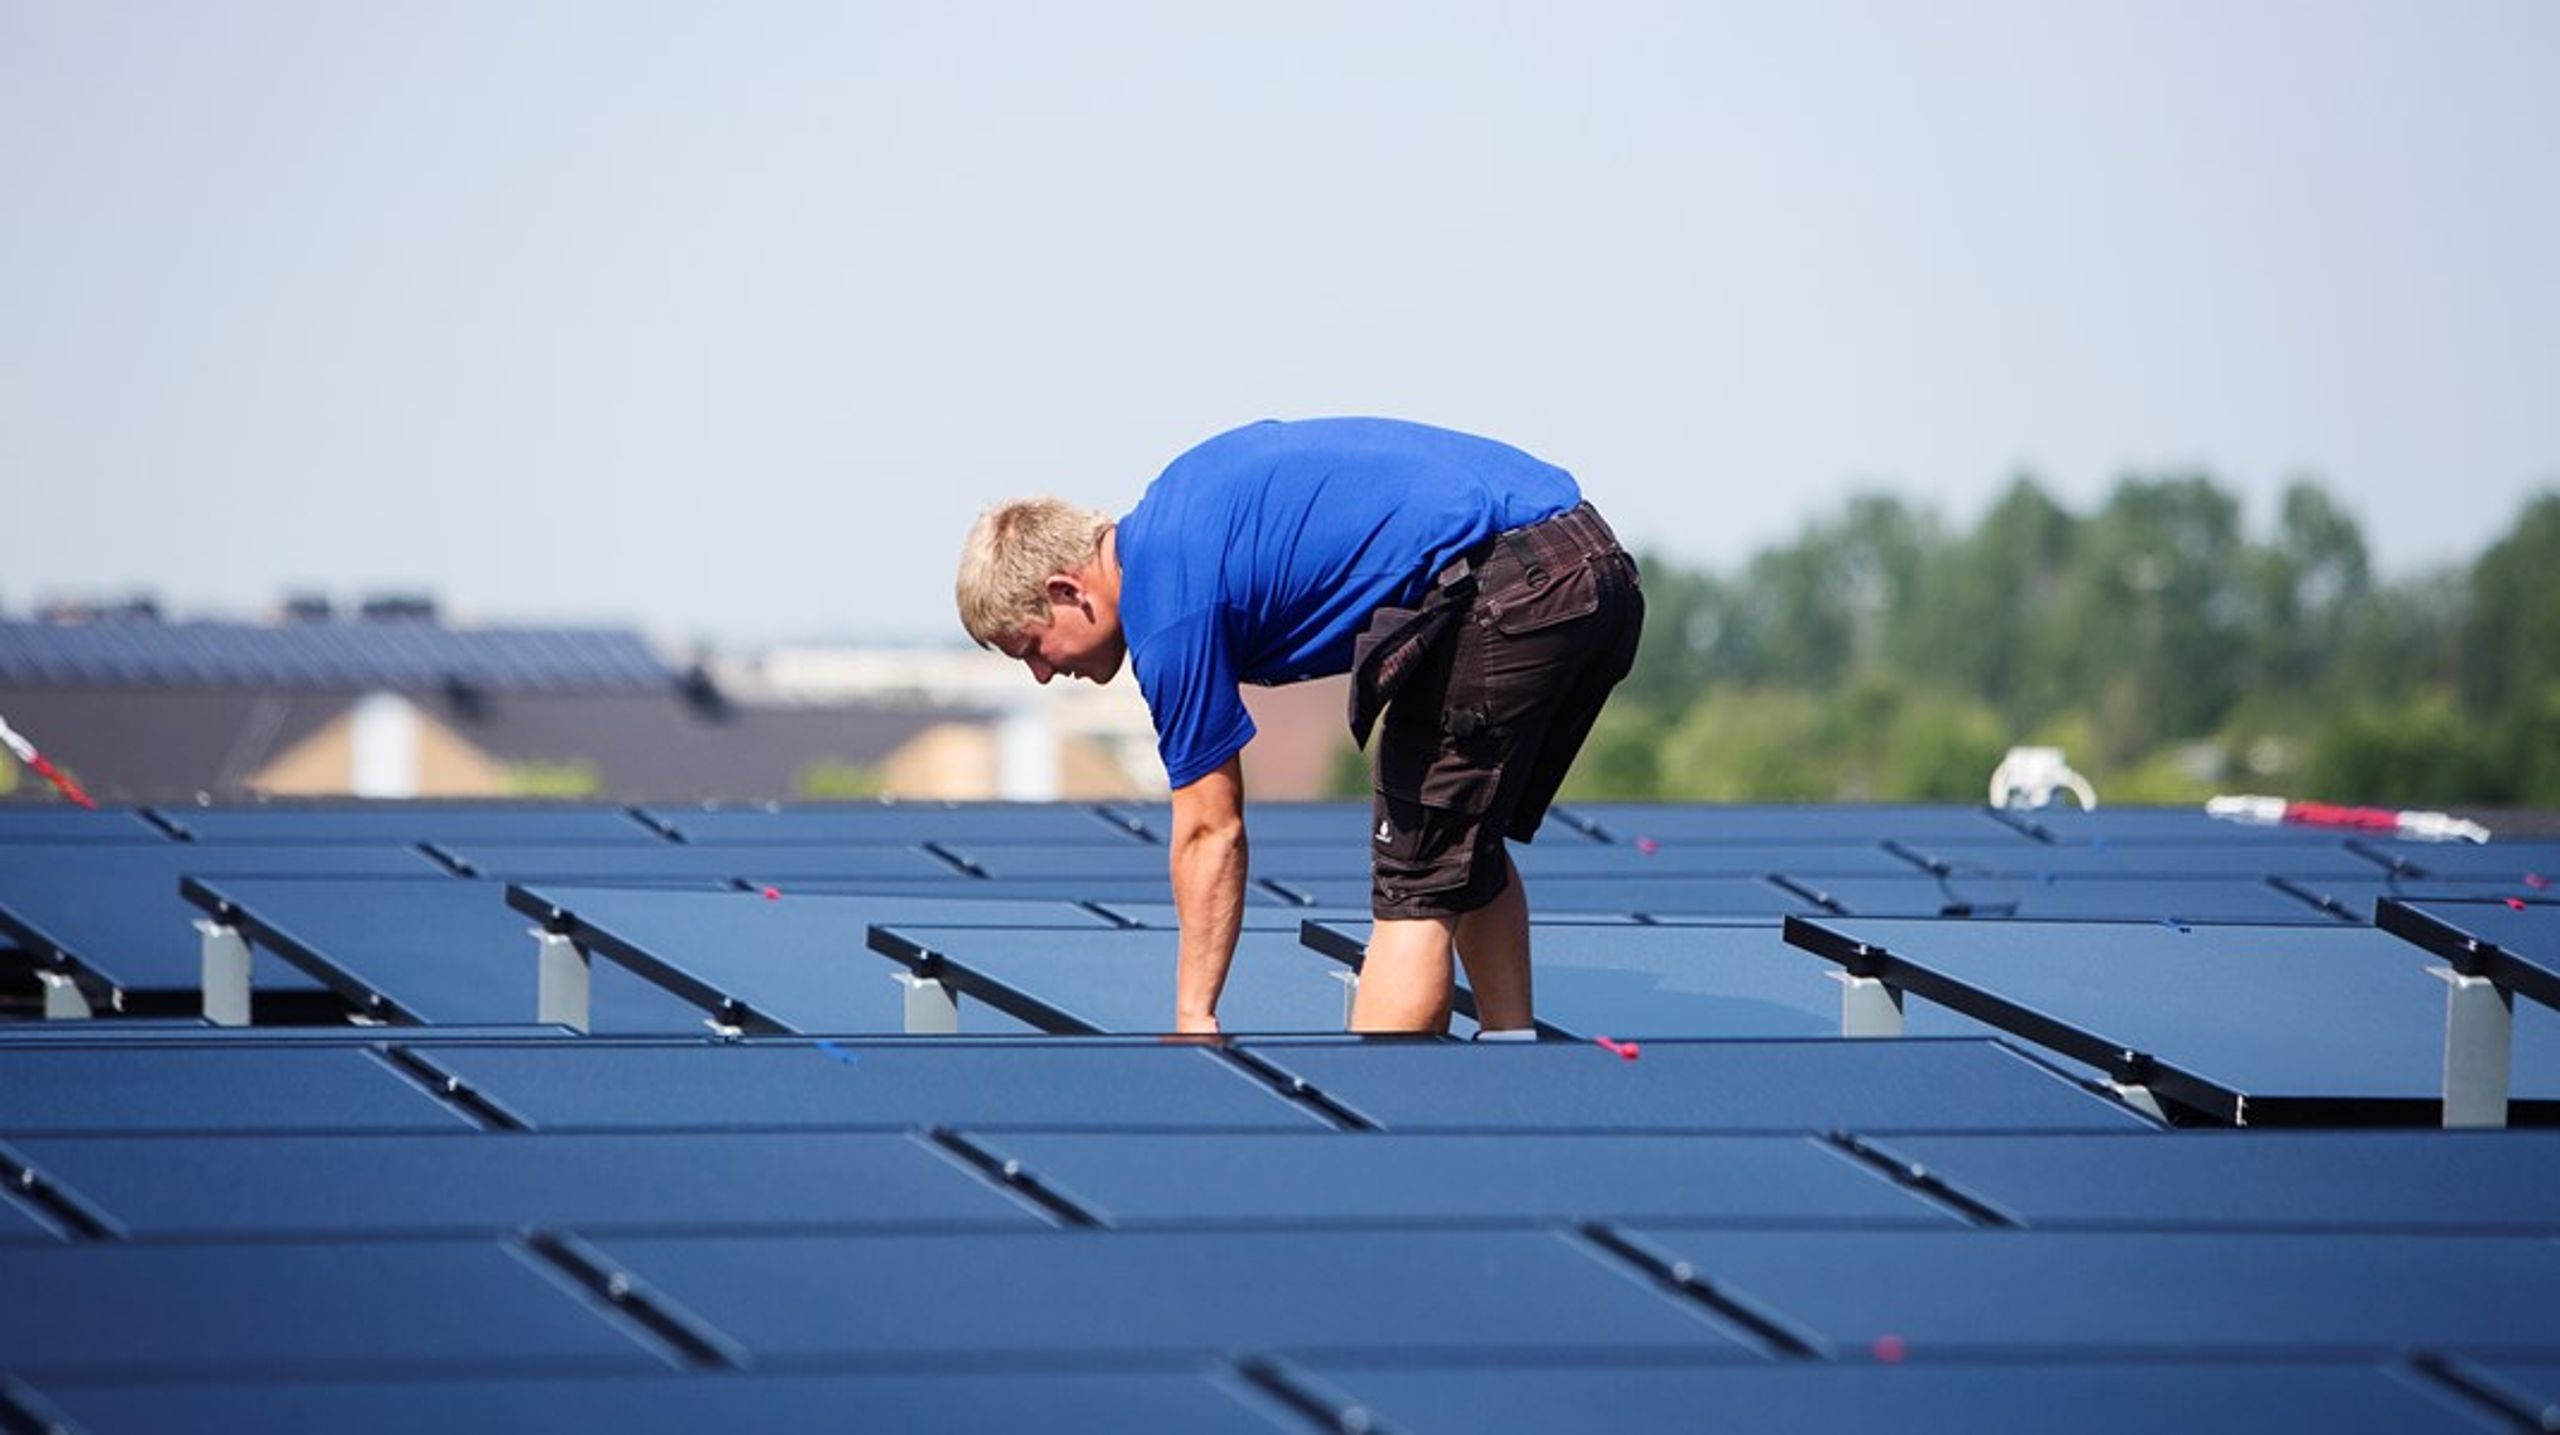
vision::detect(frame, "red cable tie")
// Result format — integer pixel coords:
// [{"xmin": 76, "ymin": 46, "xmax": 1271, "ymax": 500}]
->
[
  {"xmin": 1594, "ymin": 1035, "xmax": 1640, "ymax": 1061},
  {"xmin": 1873, "ymin": 1334, "xmax": 1909, "ymax": 1364},
  {"xmin": 2509, "ymin": 898, "xmax": 2530, "ymax": 912},
  {"xmin": 761, "ymin": 886, "xmax": 782, "ymax": 901},
  {"xmin": 1634, "ymin": 836, "xmax": 1660, "ymax": 855},
  {"xmin": 2526, "ymin": 874, "xmax": 2550, "ymax": 891}
]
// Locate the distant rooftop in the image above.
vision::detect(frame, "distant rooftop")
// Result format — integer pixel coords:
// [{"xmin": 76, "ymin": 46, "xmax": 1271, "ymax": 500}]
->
[{"xmin": 0, "ymin": 618, "xmax": 672, "ymax": 692}]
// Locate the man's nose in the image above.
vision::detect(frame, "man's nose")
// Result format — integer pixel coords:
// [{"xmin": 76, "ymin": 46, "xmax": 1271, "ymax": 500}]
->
[{"xmin": 1028, "ymin": 659, "xmax": 1055, "ymax": 684}]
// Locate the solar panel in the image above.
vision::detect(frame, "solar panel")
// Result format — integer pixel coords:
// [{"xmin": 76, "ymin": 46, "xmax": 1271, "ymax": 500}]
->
[
  {"xmin": 0, "ymin": 1046, "xmax": 474, "ymax": 1134},
  {"xmin": 419, "ymin": 1040, "xmax": 1333, "ymax": 1131},
  {"xmin": 18, "ymin": 1370, "xmax": 1297, "ymax": 1435},
  {"xmin": 869, "ymin": 926, "xmax": 1354, "ymax": 1034},
  {"xmin": 436, "ymin": 841, "xmax": 963, "ymax": 884},
  {"xmin": 1893, "ymin": 838, "xmax": 2379, "ymax": 879},
  {"xmin": 1267, "ymin": 872, "xmax": 1816, "ymax": 917},
  {"xmin": 1282, "ymin": 1359, "xmax": 2492, "ymax": 1435},
  {"xmin": 0, "ymin": 807, "xmax": 172, "ymax": 843},
  {"xmin": 1858, "ymin": 1130, "xmax": 2560, "ymax": 1232},
  {"xmin": 1299, "ymin": 918, "xmax": 2032, "ymax": 1047},
  {"xmin": 1606, "ymin": 1227, "xmax": 2560, "ymax": 1355},
  {"xmin": 2013, "ymin": 807, "xmax": 2365, "ymax": 844},
  {"xmin": 779, "ymin": 876, "xmax": 1308, "ymax": 908},
  {"xmin": 638, "ymin": 802, "xmax": 1152, "ymax": 845},
  {"xmin": 2271, "ymin": 874, "xmax": 2541, "ymax": 922},
  {"xmin": 157, "ymin": 806, "xmax": 666, "ymax": 844},
  {"xmin": 2353, "ymin": 839, "xmax": 2560, "ymax": 882},
  {"xmin": 1785, "ymin": 916, "xmax": 2560, "ymax": 1122},
  {"xmin": 9, "ymin": 1130, "xmax": 1048, "ymax": 1239},
  {"xmin": 1775, "ymin": 874, "xmax": 2339, "ymax": 924},
  {"xmin": 579, "ymin": 1227, "xmax": 1748, "ymax": 1359},
  {"xmin": 1105, "ymin": 800, "xmax": 1385, "ymax": 845},
  {"xmin": 955, "ymin": 1131, "xmax": 1961, "ymax": 1228},
  {"xmin": 182, "ymin": 878, "xmax": 713, "ymax": 1032},
  {"xmin": 1233, "ymin": 1039, "xmax": 2153, "ymax": 1133},
  {"xmin": 1550, "ymin": 803, "xmax": 2027, "ymax": 844},
  {"xmin": 0, "ymin": 845, "xmax": 453, "ymax": 1007},
  {"xmin": 2379, "ymin": 897, "xmax": 2560, "ymax": 1011},
  {"xmin": 0, "ymin": 1240, "xmax": 658, "ymax": 1380},
  {"xmin": 505, "ymin": 886, "xmax": 1092, "ymax": 1034}
]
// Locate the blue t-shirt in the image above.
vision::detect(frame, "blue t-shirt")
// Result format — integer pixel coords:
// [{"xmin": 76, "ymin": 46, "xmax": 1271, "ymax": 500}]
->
[{"xmin": 1115, "ymin": 417, "xmax": 1581, "ymax": 789}]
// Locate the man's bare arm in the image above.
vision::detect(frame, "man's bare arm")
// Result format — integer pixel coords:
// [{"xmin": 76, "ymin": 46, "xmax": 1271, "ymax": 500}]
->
[{"xmin": 1169, "ymin": 754, "xmax": 1248, "ymax": 1033}]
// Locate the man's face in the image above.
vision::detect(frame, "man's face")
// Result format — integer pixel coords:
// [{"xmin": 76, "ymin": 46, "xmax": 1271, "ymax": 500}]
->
[{"xmin": 1000, "ymin": 596, "xmax": 1126, "ymax": 686}]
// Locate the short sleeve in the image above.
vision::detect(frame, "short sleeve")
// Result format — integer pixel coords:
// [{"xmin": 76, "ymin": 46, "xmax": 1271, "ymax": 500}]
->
[{"xmin": 1132, "ymin": 606, "xmax": 1258, "ymax": 790}]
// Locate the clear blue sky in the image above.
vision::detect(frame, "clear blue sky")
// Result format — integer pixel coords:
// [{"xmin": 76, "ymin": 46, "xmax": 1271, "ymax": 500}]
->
[{"xmin": 5, "ymin": 2, "xmax": 2554, "ymax": 644}]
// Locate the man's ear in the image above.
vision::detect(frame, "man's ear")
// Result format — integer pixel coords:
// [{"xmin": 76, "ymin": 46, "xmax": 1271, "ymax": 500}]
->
[{"xmin": 1043, "ymin": 572, "xmax": 1084, "ymax": 608}]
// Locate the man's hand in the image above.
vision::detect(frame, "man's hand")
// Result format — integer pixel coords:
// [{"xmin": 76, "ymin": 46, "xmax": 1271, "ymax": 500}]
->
[{"xmin": 1175, "ymin": 1009, "xmax": 1223, "ymax": 1036}]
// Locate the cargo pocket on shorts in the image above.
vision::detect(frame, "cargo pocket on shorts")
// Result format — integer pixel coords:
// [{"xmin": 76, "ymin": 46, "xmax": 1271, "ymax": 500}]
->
[{"xmin": 1483, "ymin": 561, "xmax": 1600, "ymax": 637}]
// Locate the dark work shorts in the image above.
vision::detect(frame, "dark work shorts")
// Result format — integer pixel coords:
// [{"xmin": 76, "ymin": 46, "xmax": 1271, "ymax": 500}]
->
[{"xmin": 1365, "ymin": 501, "xmax": 1644, "ymax": 920}]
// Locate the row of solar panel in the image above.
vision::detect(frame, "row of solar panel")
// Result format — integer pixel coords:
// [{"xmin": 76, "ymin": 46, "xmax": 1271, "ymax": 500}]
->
[
  {"xmin": 12, "ymin": 1356, "xmax": 2551, "ymax": 1435},
  {"xmin": 12, "ymin": 1118, "xmax": 2560, "ymax": 1240},
  {"xmin": 11, "ymin": 858, "xmax": 2555, "ymax": 1121},
  {"xmin": 7, "ymin": 797, "xmax": 2555, "ymax": 870},
  {"xmin": 8, "ymin": 830, "xmax": 2552, "ymax": 1014},
  {"xmin": 0, "ymin": 621, "xmax": 674, "ymax": 690},
  {"xmin": 1, "ymin": 1223, "xmax": 2556, "ymax": 1423}
]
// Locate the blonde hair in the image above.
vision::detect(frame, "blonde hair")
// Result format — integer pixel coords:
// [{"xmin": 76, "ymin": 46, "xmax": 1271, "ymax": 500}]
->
[{"xmin": 955, "ymin": 497, "xmax": 1112, "ymax": 646}]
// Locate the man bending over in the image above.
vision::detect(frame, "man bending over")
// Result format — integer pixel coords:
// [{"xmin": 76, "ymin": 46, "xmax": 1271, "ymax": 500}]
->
[{"xmin": 956, "ymin": 417, "xmax": 1643, "ymax": 1035}]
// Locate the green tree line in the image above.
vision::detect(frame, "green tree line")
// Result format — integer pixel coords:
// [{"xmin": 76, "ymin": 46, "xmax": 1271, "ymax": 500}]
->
[{"xmin": 1561, "ymin": 476, "xmax": 2560, "ymax": 807}]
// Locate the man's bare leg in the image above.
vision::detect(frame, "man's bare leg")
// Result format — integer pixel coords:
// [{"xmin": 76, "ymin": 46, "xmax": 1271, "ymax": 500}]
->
[
  {"xmin": 1454, "ymin": 850, "xmax": 1533, "ymax": 1031},
  {"xmin": 1355, "ymin": 915, "xmax": 1457, "ymax": 1033}
]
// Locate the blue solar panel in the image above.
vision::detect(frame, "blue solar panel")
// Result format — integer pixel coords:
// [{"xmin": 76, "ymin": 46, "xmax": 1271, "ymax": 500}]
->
[
  {"xmin": 183, "ymin": 878, "xmax": 711, "ymax": 1032},
  {"xmin": 0, "ymin": 1240, "xmax": 658, "ymax": 1380},
  {"xmin": 1860, "ymin": 1130, "xmax": 2560, "ymax": 1232},
  {"xmin": 1786, "ymin": 916, "xmax": 2560, "ymax": 1122},
  {"xmin": 0, "ymin": 845, "xmax": 453, "ymax": 1003},
  {"xmin": 506, "ymin": 886, "xmax": 1094, "ymax": 1034},
  {"xmin": 1300, "ymin": 919, "xmax": 2034, "ymax": 1048},
  {"xmin": 781, "ymin": 875, "xmax": 1309, "ymax": 907},
  {"xmin": 957, "ymin": 1131, "xmax": 1960, "ymax": 1228},
  {"xmin": 19, "ymin": 1371, "xmax": 1297, "ymax": 1435},
  {"xmin": 582, "ymin": 1227, "xmax": 1747, "ymax": 1359},
  {"xmin": 2014, "ymin": 808, "xmax": 2359, "ymax": 844},
  {"xmin": 640, "ymin": 802, "xmax": 1152, "ymax": 845},
  {"xmin": 422, "ymin": 1040, "xmax": 1333, "ymax": 1131},
  {"xmin": 2354, "ymin": 839, "xmax": 2560, "ymax": 882},
  {"xmin": 1268, "ymin": 872, "xmax": 1818, "ymax": 917},
  {"xmin": 1777, "ymin": 874, "xmax": 2340, "ymax": 924},
  {"xmin": 1106, "ymin": 800, "xmax": 1386, "ymax": 845},
  {"xmin": 870, "ymin": 926, "xmax": 1354, "ymax": 1034},
  {"xmin": 1895, "ymin": 838, "xmax": 2379, "ymax": 879},
  {"xmin": 0, "ymin": 1024, "xmax": 592, "ymax": 1047},
  {"xmin": 437, "ymin": 841, "xmax": 963, "ymax": 884},
  {"xmin": 1606, "ymin": 1227, "xmax": 2560, "ymax": 1355},
  {"xmin": 1284, "ymin": 1359, "xmax": 2492, "ymax": 1434},
  {"xmin": 10, "ymin": 1130, "xmax": 1047, "ymax": 1239},
  {"xmin": 1551, "ymin": 803, "xmax": 2027, "ymax": 844},
  {"xmin": 0, "ymin": 1046, "xmax": 473, "ymax": 1134},
  {"xmin": 158, "ymin": 806, "xmax": 666, "ymax": 844},
  {"xmin": 1091, "ymin": 901, "xmax": 1387, "ymax": 932},
  {"xmin": 0, "ymin": 807, "xmax": 171, "ymax": 843},
  {"xmin": 2379, "ymin": 896, "xmax": 2560, "ymax": 1009},
  {"xmin": 1235, "ymin": 1039, "xmax": 2152, "ymax": 1133},
  {"xmin": 2272, "ymin": 874, "xmax": 2541, "ymax": 922}
]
